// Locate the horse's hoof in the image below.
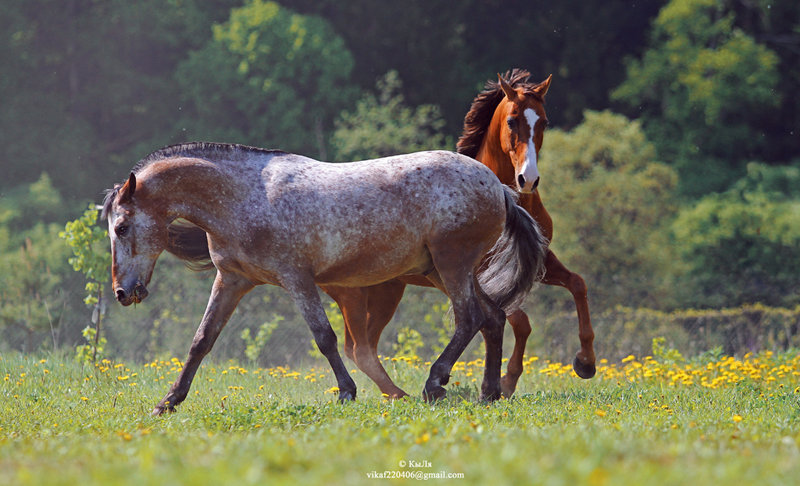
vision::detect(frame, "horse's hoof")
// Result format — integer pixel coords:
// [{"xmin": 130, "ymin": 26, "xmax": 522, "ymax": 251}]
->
[
  {"xmin": 479, "ymin": 388, "xmax": 502, "ymax": 402},
  {"xmin": 573, "ymin": 356, "xmax": 597, "ymax": 379},
  {"xmin": 422, "ymin": 386, "xmax": 446, "ymax": 403},
  {"xmin": 338, "ymin": 388, "xmax": 357, "ymax": 402},
  {"xmin": 500, "ymin": 374, "xmax": 518, "ymax": 398},
  {"xmin": 151, "ymin": 404, "xmax": 175, "ymax": 416},
  {"xmin": 383, "ymin": 389, "xmax": 409, "ymax": 400}
]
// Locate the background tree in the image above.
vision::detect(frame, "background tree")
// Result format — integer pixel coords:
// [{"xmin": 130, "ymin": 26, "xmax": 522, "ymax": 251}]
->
[
  {"xmin": 0, "ymin": 175, "xmax": 73, "ymax": 352},
  {"xmin": 1, "ymin": 0, "xmax": 798, "ymax": 359},
  {"xmin": 612, "ymin": 0, "xmax": 781, "ymax": 196},
  {"xmin": 289, "ymin": 0, "xmax": 664, "ymax": 133},
  {"xmin": 175, "ymin": 0, "xmax": 357, "ymax": 159},
  {"xmin": 0, "ymin": 231, "xmax": 68, "ymax": 353},
  {"xmin": 0, "ymin": 0, "xmax": 238, "ymax": 202},
  {"xmin": 671, "ymin": 162, "xmax": 800, "ymax": 308},
  {"xmin": 535, "ymin": 111, "xmax": 679, "ymax": 310},
  {"xmin": 331, "ymin": 71, "xmax": 450, "ymax": 161}
]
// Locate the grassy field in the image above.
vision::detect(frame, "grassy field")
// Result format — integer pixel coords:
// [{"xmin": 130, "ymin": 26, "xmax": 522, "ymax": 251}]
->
[{"xmin": 2, "ymin": 350, "xmax": 799, "ymax": 485}]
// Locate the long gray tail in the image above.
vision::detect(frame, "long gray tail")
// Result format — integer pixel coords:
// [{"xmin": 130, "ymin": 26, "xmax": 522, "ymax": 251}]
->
[{"xmin": 477, "ymin": 186, "xmax": 548, "ymax": 313}]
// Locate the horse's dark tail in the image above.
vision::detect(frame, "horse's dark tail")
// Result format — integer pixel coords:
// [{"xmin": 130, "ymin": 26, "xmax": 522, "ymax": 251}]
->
[
  {"xmin": 166, "ymin": 220, "xmax": 214, "ymax": 271},
  {"xmin": 477, "ymin": 187, "xmax": 548, "ymax": 313}
]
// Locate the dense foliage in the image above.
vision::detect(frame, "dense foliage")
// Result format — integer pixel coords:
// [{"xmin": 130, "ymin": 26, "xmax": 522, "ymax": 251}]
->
[{"xmin": 1, "ymin": 0, "xmax": 799, "ymax": 362}]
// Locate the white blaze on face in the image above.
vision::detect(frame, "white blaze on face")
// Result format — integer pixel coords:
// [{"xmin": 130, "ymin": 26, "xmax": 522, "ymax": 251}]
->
[{"xmin": 519, "ymin": 108, "xmax": 541, "ymax": 190}]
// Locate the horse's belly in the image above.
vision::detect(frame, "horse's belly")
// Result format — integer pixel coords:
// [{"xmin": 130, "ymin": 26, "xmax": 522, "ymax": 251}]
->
[{"xmin": 311, "ymin": 238, "xmax": 433, "ymax": 287}]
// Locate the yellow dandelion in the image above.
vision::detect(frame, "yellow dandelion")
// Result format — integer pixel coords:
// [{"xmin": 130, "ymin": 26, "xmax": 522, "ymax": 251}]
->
[{"xmin": 732, "ymin": 415, "xmax": 743, "ymax": 423}]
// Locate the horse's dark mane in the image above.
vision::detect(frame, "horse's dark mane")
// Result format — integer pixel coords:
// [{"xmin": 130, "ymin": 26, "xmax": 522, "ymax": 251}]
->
[
  {"xmin": 102, "ymin": 142, "xmax": 286, "ymax": 220},
  {"xmin": 456, "ymin": 69, "xmax": 544, "ymax": 159},
  {"xmin": 132, "ymin": 142, "xmax": 286, "ymax": 174}
]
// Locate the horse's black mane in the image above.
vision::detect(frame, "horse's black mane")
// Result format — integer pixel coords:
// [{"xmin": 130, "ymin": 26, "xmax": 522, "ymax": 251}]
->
[
  {"xmin": 132, "ymin": 141, "xmax": 286, "ymax": 174},
  {"xmin": 101, "ymin": 142, "xmax": 285, "ymax": 221},
  {"xmin": 456, "ymin": 69, "xmax": 545, "ymax": 159}
]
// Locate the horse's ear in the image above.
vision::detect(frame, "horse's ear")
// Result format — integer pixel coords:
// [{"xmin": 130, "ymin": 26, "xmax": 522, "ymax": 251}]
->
[
  {"xmin": 120, "ymin": 172, "xmax": 136, "ymax": 203},
  {"xmin": 498, "ymin": 74, "xmax": 518, "ymax": 101},
  {"xmin": 535, "ymin": 74, "xmax": 553, "ymax": 98}
]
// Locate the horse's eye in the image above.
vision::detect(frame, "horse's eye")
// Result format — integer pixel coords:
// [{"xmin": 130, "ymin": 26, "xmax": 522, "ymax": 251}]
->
[
  {"xmin": 507, "ymin": 117, "xmax": 517, "ymax": 129},
  {"xmin": 115, "ymin": 224, "xmax": 130, "ymax": 237}
]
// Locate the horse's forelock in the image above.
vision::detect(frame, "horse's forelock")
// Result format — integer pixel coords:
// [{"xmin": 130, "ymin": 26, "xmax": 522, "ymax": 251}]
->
[{"xmin": 100, "ymin": 184, "xmax": 121, "ymax": 221}]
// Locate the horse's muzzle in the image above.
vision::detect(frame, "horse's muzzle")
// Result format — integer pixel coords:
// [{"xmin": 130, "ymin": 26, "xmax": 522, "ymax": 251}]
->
[
  {"xmin": 517, "ymin": 174, "xmax": 540, "ymax": 193},
  {"xmin": 115, "ymin": 282, "xmax": 148, "ymax": 306}
]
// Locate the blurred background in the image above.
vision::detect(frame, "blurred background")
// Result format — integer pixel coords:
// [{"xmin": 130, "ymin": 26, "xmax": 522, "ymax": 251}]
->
[{"xmin": 1, "ymin": 0, "xmax": 798, "ymax": 367}]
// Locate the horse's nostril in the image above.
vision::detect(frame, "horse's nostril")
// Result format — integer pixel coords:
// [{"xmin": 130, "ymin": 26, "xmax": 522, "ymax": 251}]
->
[
  {"xmin": 116, "ymin": 289, "xmax": 127, "ymax": 302},
  {"xmin": 532, "ymin": 177, "xmax": 540, "ymax": 190},
  {"xmin": 518, "ymin": 174, "xmax": 525, "ymax": 188}
]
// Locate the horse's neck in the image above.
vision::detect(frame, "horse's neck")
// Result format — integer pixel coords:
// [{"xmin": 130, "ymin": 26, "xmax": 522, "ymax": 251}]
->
[{"xmin": 141, "ymin": 160, "xmax": 240, "ymax": 231}]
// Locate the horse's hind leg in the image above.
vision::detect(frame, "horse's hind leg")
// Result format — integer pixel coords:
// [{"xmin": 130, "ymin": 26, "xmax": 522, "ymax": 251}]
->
[
  {"xmin": 423, "ymin": 256, "xmax": 503, "ymax": 402},
  {"xmin": 501, "ymin": 309, "xmax": 532, "ymax": 397},
  {"xmin": 285, "ymin": 277, "xmax": 357, "ymax": 401},
  {"xmin": 476, "ymin": 282, "xmax": 506, "ymax": 401},
  {"xmin": 325, "ymin": 282, "xmax": 409, "ymax": 398},
  {"xmin": 324, "ymin": 286, "xmax": 363, "ymax": 362},
  {"xmin": 364, "ymin": 281, "xmax": 409, "ymax": 398}
]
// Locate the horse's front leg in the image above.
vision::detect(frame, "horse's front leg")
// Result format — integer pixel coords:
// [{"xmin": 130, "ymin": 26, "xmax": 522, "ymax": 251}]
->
[
  {"xmin": 541, "ymin": 249, "xmax": 596, "ymax": 379},
  {"xmin": 152, "ymin": 272, "xmax": 253, "ymax": 415},
  {"xmin": 325, "ymin": 282, "xmax": 409, "ymax": 399},
  {"xmin": 286, "ymin": 277, "xmax": 357, "ymax": 401}
]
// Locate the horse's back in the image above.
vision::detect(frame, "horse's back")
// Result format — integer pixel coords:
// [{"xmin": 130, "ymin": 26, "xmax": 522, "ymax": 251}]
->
[
  {"xmin": 266, "ymin": 150, "xmax": 504, "ymax": 218},
  {"xmin": 252, "ymin": 150, "xmax": 507, "ymax": 286},
  {"xmin": 265, "ymin": 151, "xmax": 504, "ymax": 233}
]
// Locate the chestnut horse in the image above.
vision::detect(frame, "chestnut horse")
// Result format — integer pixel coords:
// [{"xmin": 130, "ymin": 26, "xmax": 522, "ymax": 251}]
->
[
  {"xmin": 102, "ymin": 143, "xmax": 547, "ymax": 414},
  {"xmin": 328, "ymin": 70, "xmax": 596, "ymax": 399}
]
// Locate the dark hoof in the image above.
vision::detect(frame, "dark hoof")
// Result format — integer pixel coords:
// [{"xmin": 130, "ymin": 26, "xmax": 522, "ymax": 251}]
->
[
  {"xmin": 500, "ymin": 374, "xmax": 518, "ymax": 398},
  {"xmin": 573, "ymin": 356, "xmax": 597, "ymax": 379},
  {"xmin": 422, "ymin": 386, "xmax": 447, "ymax": 403},
  {"xmin": 338, "ymin": 388, "xmax": 357, "ymax": 402},
  {"xmin": 151, "ymin": 403, "xmax": 176, "ymax": 416},
  {"xmin": 479, "ymin": 389, "xmax": 502, "ymax": 402}
]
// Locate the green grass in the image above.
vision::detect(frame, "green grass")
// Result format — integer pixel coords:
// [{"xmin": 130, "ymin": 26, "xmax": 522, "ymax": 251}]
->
[{"xmin": 2, "ymin": 352, "xmax": 799, "ymax": 485}]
